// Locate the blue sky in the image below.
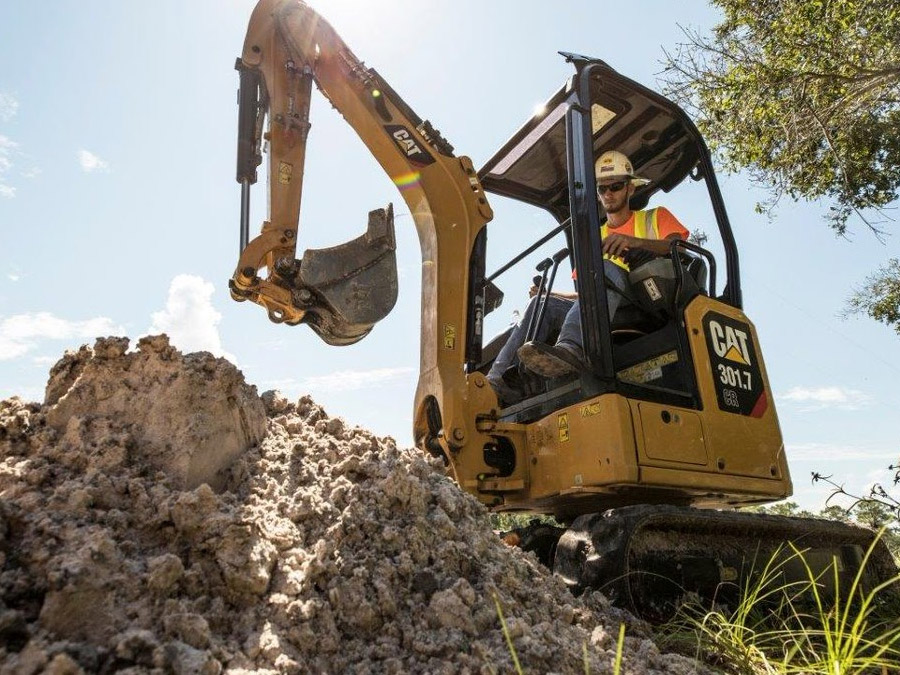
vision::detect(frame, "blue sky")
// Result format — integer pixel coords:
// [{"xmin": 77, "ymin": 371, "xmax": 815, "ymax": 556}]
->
[{"xmin": 1, "ymin": 0, "xmax": 897, "ymax": 512}]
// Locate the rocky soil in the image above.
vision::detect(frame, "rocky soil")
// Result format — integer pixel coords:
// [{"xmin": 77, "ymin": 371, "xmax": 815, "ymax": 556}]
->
[{"xmin": 0, "ymin": 336, "xmax": 709, "ymax": 674}]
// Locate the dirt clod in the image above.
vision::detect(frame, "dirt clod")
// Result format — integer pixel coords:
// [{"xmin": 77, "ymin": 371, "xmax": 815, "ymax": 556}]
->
[{"xmin": 0, "ymin": 336, "xmax": 709, "ymax": 674}]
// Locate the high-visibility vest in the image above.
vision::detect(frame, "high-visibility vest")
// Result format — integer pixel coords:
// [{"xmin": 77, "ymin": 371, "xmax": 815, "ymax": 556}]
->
[{"xmin": 601, "ymin": 207, "xmax": 658, "ymax": 271}]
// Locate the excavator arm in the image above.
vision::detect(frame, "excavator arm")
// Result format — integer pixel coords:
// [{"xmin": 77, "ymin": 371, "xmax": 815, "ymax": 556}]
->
[
  {"xmin": 231, "ymin": 0, "xmax": 500, "ymax": 471},
  {"xmin": 231, "ymin": 0, "xmax": 401, "ymax": 345}
]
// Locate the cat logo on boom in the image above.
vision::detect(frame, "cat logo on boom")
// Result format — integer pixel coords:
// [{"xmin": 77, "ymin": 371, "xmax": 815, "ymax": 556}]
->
[
  {"xmin": 708, "ymin": 319, "xmax": 752, "ymax": 366},
  {"xmin": 384, "ymin": 124, "xmax": 435, "ymax": 167}
]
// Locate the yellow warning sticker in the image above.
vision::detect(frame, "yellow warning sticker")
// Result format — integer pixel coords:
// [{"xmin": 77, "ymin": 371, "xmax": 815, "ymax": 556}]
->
[
  {"xmin": 580, "ymin": 401, "xmax": 602, "ymax": 418},
  {"xmin": 443, "ymin": 323, "xmax": 456, "ymax": 350},
  {"xmin": 278, "ymin": 162, "xmax": 293, "ymax": 184},
  {"xmin": 557, "ymin": 413, "xmax": 569, "ymax": 442}
]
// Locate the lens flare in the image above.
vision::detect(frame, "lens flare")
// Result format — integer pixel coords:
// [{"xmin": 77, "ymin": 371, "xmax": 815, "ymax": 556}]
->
[{"xmin": 392, "ymin": 171, "xmax": 421, "ymax": 191}]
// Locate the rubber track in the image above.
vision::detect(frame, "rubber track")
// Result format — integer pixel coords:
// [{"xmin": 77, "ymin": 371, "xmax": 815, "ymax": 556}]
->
[{"xmin": 553, "ymin": 504, "xmax": 899, "ymax": 620}]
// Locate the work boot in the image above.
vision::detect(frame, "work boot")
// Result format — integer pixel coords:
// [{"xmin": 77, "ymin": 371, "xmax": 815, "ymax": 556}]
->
[
  {"xmin": 487, "ymin": 375, "xmax": 520, "ymax": 406},
  {"xmin": 517, "ymin": 341, "xmax": 585, "ymax": 378}
]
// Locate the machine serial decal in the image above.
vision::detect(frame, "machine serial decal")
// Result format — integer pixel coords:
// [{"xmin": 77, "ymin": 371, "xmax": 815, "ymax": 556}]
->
[
  {"xmin": 703, "ymin": 313, "xmax": 766, "ymax": 417},
  {"xmin": 616, "ymin": 350, "xmax": 678, "ymax": 385},
  {"xmin": 557, "ymin": 413, "xmax": 570, "ymax": 442},
  {"xmin": 384, "ymin": 125, "xmax": 436, "ymax": 167}
]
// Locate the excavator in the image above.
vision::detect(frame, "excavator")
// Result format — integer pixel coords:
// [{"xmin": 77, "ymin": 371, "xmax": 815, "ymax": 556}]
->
[{"xmin": 229, "ymin": 0, "xmax": 897, "ymax": 619}]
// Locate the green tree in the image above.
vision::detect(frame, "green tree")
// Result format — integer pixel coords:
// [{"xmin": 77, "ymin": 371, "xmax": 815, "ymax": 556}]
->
[
  {"xmin": 845, "ymin": 259, "xmax": 900, "ymax": 334},
  {"xmin": 661, "ymin": 0, "xmax": 900, "ymax": 235}
]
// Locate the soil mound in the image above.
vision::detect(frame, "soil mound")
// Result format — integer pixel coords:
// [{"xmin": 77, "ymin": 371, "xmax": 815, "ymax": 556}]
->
[{"xmin": 0, "ymin": 336, "xmax": 707, "ymax": 674}]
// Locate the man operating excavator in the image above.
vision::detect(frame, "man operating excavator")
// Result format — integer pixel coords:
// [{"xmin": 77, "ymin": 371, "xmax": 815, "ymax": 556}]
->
[{"xmin": 487, "ymin": 150, "xmax": 689, "ymax": 401}]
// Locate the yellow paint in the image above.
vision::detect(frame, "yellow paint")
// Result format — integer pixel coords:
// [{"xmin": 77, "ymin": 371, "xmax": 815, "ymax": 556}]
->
[{"xmin": 724, "ymin": 345, "xmax": 748, "ymax": 365}]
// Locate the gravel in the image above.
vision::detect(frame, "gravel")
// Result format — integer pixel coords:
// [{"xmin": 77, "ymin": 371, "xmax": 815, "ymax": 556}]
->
[{"xmin": 0, "ymin": 336, "xmax": 710, "ymax": 674}]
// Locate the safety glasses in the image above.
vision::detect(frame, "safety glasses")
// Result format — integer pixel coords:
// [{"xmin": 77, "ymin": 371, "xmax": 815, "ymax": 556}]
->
[{"xmin": 597, "ymin": 181, "xmax": 627, "ymax": 195}]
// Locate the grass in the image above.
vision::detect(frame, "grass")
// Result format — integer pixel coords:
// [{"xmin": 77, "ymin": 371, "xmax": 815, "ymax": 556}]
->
[
  {"xmin": 489, "ymin": 534, "xmax": 900, "ymax": 674},
  {"xmin": 657, "ymin": 533, "xmax": 900, "ymax": 674}
]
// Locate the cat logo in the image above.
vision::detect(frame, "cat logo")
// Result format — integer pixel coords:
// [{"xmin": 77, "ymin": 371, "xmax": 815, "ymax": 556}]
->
[
  {"xmin": 392, "ymin": 128, "xmax": 424, "ymax": 157},
  {"xmin": 708, "ymin": 320, "xmax": 752, "ymax": 366},
  {"xmin": 384, "ymin": 124, "xmax": 436, "ymax": 167}
]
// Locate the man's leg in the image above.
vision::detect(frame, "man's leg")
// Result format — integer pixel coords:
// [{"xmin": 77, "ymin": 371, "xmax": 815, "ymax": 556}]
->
[
  {"xmin": 519, "ymin": 261, "xmax": 631, "ymax": 377},
  {"xmin": 487, "ymin": 294, "xmax": 573, "ymax": 399}
]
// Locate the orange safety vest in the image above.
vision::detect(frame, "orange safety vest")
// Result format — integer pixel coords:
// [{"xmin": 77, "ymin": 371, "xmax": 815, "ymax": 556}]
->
[{"xmin": 602, "ymin": 207, "xmax": 659, "ymax": 271}]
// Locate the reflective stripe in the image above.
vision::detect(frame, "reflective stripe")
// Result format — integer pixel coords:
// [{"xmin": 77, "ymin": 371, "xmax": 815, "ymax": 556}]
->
[{"xmin": 602, "ymin": 208, "xmax": 658, "ymax": 271}]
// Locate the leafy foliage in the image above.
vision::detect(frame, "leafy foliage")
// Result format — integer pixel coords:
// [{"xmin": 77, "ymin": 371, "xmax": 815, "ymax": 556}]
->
[
  {"xmin": 661, "ymin": 0, "xmax": 900, "ymax": 235},
  {"xmin": 844, "ymin": 258, "xmax": 900, "ymax": 334}
]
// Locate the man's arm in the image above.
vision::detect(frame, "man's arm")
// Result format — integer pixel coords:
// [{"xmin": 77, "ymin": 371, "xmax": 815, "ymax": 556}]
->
[
  {"xmin": 604, "ymin": 206, "xmax": 689, "ymax": 258},
  {"xmin": 602, "ymin": 232, "xmax": 683, "ymax": 258}
]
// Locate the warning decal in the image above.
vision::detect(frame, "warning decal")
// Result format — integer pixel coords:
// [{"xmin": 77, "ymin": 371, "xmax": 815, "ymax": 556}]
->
[
  {"xmin": 703, "ymin": 312, "xmax": 766, "ymax": 417},
  {"xmin": 557, "ymin": 413, "xmax": 570, "ymax": 443},
  {"xmin": 443, "ymin": 323, "xmax": 456, "ymax": 350}
]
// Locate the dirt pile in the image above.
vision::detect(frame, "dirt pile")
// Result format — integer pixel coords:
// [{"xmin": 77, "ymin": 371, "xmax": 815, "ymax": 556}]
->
[{"xmin": 0, "ymin": 336, "xmax": 708, "ymax": 674}]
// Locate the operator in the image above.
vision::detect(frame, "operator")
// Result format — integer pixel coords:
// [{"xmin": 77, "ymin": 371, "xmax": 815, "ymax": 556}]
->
[{"xmin": 487, "ymin": 150, "xmax": 688, "ymax": 400}]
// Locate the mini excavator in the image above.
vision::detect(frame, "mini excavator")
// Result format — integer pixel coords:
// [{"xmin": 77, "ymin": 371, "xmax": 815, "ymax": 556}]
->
[{"xmin": 230, "ymin": 0, "xmax": 897, "ymax": 619}]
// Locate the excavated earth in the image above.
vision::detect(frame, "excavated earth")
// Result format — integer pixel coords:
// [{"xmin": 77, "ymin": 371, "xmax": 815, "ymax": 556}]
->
[{"xmin": 0, "ymin": 335, "xmax": 711, "ymax": 674}]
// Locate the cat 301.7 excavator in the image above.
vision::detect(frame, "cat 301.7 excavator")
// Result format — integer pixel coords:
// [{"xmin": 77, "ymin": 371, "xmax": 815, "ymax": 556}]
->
[{"xmin": 229, "ymin": 0, "xmax": 897, "ymax": 619}]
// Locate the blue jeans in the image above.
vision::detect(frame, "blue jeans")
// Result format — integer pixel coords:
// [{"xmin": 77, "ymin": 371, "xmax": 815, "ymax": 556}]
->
[
  {"xmin": 487, "ymin": 260, "xmax": 630, "ymax": 386},
  {"xmin": 487, "ymin": 294, "xmax": 573, "ymax": 387},
  {"xmin": 557, "ymin": 260, "xmax": 631, "ymax": 351}
]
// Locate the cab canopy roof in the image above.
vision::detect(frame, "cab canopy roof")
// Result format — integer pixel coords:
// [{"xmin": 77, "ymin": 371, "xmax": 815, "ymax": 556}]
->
[{"xmin": 478, "ymin": 56, "xmax": 703, "ymax": 222}]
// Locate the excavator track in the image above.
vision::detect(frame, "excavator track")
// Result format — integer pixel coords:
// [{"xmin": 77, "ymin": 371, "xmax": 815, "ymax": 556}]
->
[{"xmin": 551, "ymin": 505, "xmax": 899, "ymax": 622}]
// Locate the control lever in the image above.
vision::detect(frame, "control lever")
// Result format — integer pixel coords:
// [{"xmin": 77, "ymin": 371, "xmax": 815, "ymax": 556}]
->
[
  {"xmin": 524, "ymin": 258, "xmax": 553, "ymax": 341},
  {"xmin": 526, "ymin": 248, "xmax": 569, "ymax": 342}
]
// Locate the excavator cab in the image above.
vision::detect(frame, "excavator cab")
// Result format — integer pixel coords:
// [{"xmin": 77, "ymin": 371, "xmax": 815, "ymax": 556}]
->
[{"xmin": 474, "ymin": 55, "xmax": 733, "ymax": 424}]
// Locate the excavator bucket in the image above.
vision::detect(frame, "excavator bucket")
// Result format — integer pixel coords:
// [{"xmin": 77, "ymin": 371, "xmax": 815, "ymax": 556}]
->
[{"xmin": 295, "ymin": 204, "xmax": 398, "ymax": 345}]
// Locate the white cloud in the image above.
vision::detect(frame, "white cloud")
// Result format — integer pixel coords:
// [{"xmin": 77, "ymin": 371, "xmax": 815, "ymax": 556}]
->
[
  {"xmin": 786, "ymin": 441, "xmax": 898, "ymax": 462},
  {"xmin": 778, "ymin": 386, "xmax": 872, "ymax": 411},
  {"xmin": 0, "ymin": 93, "xmax": 17, "ymax": 122},
  {"xmin": 0, "ymin": 312, "xmax": 123, "ymax": 361},
  {"xmin": 7, "ymin": 273, "xmax": 19, "ymax": 282},
  {"xmin": 149, "ymin": 274, "xmax": 235, "ymax": 362},
  {"xmin": 32, "ymin": 355, "xmax": 58, "ymax": 366},
  {"xmin": 0, "ymin": 135, "xmax": 16, "ymax": 198},
  {"xmin": 78, "ymin": 149, "xmax": 109, "ymax": 173},
  {"xmin": 267, "ymin": 367, "xmax": 415, "ymax": 394}
]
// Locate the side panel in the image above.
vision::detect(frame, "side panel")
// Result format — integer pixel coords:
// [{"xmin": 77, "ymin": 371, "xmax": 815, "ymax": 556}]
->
[{"xmin": 638, "ymin": 404, "xmax": 708, "ymax": 465}]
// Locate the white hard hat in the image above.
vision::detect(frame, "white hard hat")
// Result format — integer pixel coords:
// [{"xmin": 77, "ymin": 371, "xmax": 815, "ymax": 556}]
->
[{"xmin": 595, "ymin": 150, "xmax": 649, "ymax": 186}]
